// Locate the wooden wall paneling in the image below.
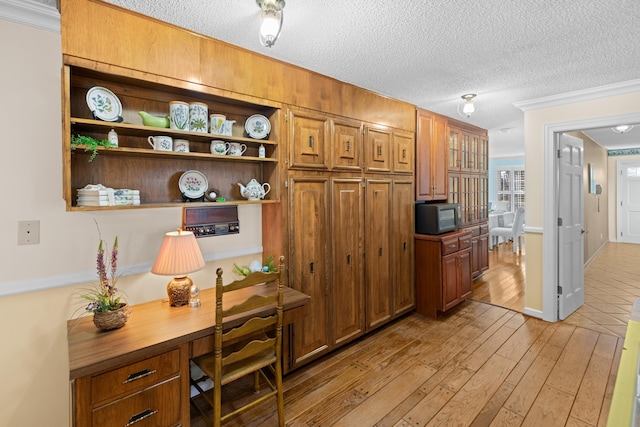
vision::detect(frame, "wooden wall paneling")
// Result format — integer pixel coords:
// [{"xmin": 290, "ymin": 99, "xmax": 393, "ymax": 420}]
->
[{"xmin": 61, "ymin": 0, "xmax": 202, "ymax": 84}]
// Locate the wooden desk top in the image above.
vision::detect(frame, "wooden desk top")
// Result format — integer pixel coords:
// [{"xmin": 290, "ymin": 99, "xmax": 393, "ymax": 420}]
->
[{"xmin": 67, "ymin": 284, "xmax": 310, "ymax": 379}]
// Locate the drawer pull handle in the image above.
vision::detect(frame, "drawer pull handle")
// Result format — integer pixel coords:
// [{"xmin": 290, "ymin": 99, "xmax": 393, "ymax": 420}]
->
[
  {"xmin": 462, "ymin": 240, "xmax": 470, "ymax": 245},
  {"xmin": 125, "ymin": 409, "xmax": 158, "ymax": 426},
  {"xmin": 448, "ymin": 244, "xmax": 457, "ymax": 249},
  {"xmin": 123, "ymin": 369, "xmax": 156, "ymax": 384},
  {"xmin": 346, "ymin": 139, "xmax": 351, "ymax": 152},
  {"xmin": 309, "ymin": 135, "xmax": 314, "ymax": 148}
]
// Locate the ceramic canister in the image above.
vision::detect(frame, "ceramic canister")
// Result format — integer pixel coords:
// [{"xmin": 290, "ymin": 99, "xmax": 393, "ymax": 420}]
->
[
  {"xmin": 189, "ymin": 102, "xmax": 208, "ymax": 133},
  {"xmin": 209, "ymin": 114, "xmax": 226, "ymax": 134},
  {"xmin": 169, "ymin": 101, "xmax": 189, "ymax": 131}
]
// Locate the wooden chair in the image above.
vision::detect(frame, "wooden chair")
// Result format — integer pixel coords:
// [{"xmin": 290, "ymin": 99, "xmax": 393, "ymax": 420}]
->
[{"xmin": 190, "ymin": 256, "xmax": 285, "ymax": 427}]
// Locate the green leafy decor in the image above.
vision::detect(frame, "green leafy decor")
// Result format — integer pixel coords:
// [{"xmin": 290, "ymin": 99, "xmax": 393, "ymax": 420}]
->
[{"xmin": 71, "ymin": 134, "xmax": 117, "ymax": 162}]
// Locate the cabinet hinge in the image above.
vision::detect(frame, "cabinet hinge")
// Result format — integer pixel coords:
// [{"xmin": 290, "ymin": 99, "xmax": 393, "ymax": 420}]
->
[
  {"xmin": 284, "ymin": 180, "xmax": 288, "ymax": 188},
  {"xmin": 557, "ymin": 217, "xmax": 563, "ymax": 226},
  {"xmin": 557, "ymin": 149, "xmax": 561, "ymax": 158},
  {"xmin": 557, "ymin": 285, "xmax": 563, "ymax": 295}
]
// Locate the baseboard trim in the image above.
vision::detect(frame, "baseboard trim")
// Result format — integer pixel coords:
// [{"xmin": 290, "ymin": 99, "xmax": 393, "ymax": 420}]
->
[
  {"xmin": 523, "ymin": 226, "xmax": 543, "ymax": 234},
  {"xmin": 0, "ymin": 246, "xmax": 263, "ymax": 297},
  {"xmin": 523, "ymin": 307, "xmax": 544, "ymax": 319}
]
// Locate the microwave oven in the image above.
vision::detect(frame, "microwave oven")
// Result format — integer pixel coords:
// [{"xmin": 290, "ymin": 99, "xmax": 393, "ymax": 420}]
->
[{"xmin": 415, "ymin": 202, "xmax": 461, "ymax": 235}]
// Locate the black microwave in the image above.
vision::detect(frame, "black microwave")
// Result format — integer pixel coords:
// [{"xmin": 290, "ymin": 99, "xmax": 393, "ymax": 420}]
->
[{"xmin": 415, "ymin": 202, "xmax": 461, "ymax": 235}]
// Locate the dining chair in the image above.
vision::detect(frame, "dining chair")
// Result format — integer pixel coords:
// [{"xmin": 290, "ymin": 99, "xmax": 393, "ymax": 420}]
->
[
  {"xmin": 190, "ymin": 256, "xmax": 285, "ymax": 427},
  {"xmin": 489, "ymin": 207, "xmax": 525, "ymax": 253}
]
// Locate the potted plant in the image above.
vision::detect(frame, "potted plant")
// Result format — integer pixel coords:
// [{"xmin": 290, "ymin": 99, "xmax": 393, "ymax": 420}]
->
[{"xmin": 78, "ymin": 228, "xmax": 130, "ymax": 330}]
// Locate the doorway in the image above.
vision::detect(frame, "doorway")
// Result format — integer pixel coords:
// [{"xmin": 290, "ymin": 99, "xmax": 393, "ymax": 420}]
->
[
  {"xmin": 617, "ymin": 159, "xmax": 640, "ymax": 244},
  {"xmin": 540, "ymin": 113, "xmax": 640, "ymax": 322}
]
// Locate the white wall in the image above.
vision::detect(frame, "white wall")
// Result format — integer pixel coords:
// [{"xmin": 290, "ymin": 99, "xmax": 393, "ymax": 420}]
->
[{"xmin": 0, "ymin": 18, "xmax": 264, "ymax": 426}]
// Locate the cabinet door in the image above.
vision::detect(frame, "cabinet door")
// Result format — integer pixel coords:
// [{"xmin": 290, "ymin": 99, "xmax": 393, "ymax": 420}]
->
[
  {"xmin": 365, "ymin": 179, "xmax": 392, "ymax": 328},
  {"xmin": 458, "ymin": 248, "xmax": 473, "ymax": 299},
  {"xmin": 392, "ymin": 130, "xmax": 414, "ymax": 174},
  {"xmin": 416, "ymin": 110, "xmax": 447, "ymax": 200},
  {"xmin": 431, "ymin": 115, "xmax": 449, "ymax": 200},
  {"xmin": 392, "ymin": 180, "xmax": 415, "ymax": 315},
  {"xmin": 332, "ymin": 119, "xmax": 362, "ymax": 171},
  {"xmin": 460, "ymin": 132, "xmax": 470, "ymax": 171},
  {"xmin": 470, "ymin": 235, "xmax": 480, "ymax": 278},
  {"xmin": 442, "ymin": 254, "xmax": 460, "ymax": 311},
  {"xmin": 289, "ymin": 109, "xmax": 330, "ymax": 170},
  {"xmin": 365, "ymin": 127, "xmax": 391, "ymax": 173},
  {"xmin": 332, "ymin": 178, "xmax": 365, "ymax": 345},
  {"xmin": 478, "ymin": 233, "xmax": 489, "ymax": 274},
  {"xmin": 289, "ymin": 177, "xmax": 330, "ymax": 367},
  {"xmin": 448, "ymin": 127, "xmax": 461, "ymax": 171}
]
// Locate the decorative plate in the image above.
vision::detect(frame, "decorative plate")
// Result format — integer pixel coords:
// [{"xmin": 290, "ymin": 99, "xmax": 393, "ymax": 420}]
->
[
  {"xmin": 179, "ymin": 170, "xmax": 208, "ymax": 199},
  {"xmin": 244, "ymin": 114, "xmax": 271, "ymax": 139},
  {"xmin": 86, "ymin": 86, "xmax": 122, "ymax": 122}
]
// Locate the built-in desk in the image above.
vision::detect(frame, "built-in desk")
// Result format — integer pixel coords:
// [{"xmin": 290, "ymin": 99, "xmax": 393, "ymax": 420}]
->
[{"xmin": 67, "ymin": 283, "xmax": 310, "ymax": 427}]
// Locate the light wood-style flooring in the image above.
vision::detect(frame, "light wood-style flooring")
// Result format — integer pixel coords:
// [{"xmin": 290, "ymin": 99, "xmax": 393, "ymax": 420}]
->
[
  {"xmin": 473, "ymin": 239, "xmax": 640, "ymax": 339},
  {"xmin": 192, "ymin": 302, "xmax": 623, "ymax": 426}
]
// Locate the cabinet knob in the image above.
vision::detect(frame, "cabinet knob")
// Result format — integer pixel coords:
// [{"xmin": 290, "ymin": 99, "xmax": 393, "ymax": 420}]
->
[
  {"xmin": 402, "ymin": 148, "xmax": 407, "ymax": 160},
  {"xmin": 310, "ymin": 262, "xmax": 315, "ymax": 274},
  {"xmin": 403, "ymin": 241, "xmax": 407, "ymax": 251},
  {"xmin": 379, "ymin": 247, "xmax": 383, "ymax": 256},
  {"xmin": 347, "ymin": 254, "xmax": 351, "ymax": 265}
]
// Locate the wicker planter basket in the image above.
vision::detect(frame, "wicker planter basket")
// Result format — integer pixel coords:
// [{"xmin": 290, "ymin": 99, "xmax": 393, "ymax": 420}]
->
[{"xmin": 92, "ymin": 303, "xmax": 131, "ymax": 330}]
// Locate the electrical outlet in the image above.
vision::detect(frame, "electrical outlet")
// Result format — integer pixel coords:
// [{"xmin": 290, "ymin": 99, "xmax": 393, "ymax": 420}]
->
[{"xmin": 18, "ymin": 220, "xmax": 40, "ymax": 245}]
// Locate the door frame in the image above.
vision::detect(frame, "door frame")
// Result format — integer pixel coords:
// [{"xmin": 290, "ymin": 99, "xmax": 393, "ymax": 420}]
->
[{"xmin": 540, "ymin": 112, "xmax": 640, "ymax": 322}]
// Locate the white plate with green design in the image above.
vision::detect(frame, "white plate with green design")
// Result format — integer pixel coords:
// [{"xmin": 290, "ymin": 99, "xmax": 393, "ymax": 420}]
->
[
  {"xmin": 86, "ymin": 86, "xmax": 122, "ymax": 122},
  {"xmin": 244, "ymin": 114, "xmax": 271, "ymax": 139}
]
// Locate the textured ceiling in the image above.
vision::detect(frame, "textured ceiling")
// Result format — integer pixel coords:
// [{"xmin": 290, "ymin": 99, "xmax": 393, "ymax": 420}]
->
[{"xmin": 53, "ymin": 0, "xmax": 640, "ymax": 156}]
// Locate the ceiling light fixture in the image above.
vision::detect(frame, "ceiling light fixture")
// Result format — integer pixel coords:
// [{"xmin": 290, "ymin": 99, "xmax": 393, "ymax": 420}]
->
[
  {"xmin": 257, "ymin": 0, "xmax": 285, "ymax": 48},
  {"xmin": 612, "ymin": 125, "xmax": 634, "ymax": 134},
  {"xmin": 457, "ymin": 94, "xmax": 477, "ymax": 118}
]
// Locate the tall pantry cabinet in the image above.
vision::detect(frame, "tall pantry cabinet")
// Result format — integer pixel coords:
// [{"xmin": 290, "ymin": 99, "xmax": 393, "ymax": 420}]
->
[{"xmin": 270, "ymin": 107, "xmax": 415, "ymax": 372}]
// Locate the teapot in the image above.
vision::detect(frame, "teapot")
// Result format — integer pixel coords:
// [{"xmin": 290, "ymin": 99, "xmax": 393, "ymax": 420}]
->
[{"xmin": 238, "ymin": 179, "xmax": 271, "ymax": 200}]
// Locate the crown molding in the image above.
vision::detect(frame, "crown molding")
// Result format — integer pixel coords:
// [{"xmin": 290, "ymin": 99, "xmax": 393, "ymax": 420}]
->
[
  {"xmin": 0, "ymin": 0, "xmax": 60, "ymax": 33},
  {"xmin": 514, "ymin": 79, "xmax": 640, "ymax": 112}
]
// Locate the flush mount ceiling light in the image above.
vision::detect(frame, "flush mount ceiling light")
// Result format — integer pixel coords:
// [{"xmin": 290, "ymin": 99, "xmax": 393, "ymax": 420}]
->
[
  {"xmin": 612, "ymin": 125, "xmax": 634, "ymax": 134},
  {"xmin": 257, "ymin": 0, "xmax": 285, "ymax": 48},
  {"xmin": 457, "ymin": 94, "xmax": 477, "ymax": 118}
]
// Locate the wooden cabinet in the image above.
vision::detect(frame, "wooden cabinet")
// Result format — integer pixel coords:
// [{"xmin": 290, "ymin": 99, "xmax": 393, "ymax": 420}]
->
[
  {"xmin": 288, "ymin": 108, "xmax": 330, "ymax": 170},
  {"xmin": 63, "ymin": 65, "xmax": 280, "ymax": 211},
  {"xmin": 332, "ymin": 118, "xmax": 363, "ymax": 171},
  {"xmin": 73, "ymin": 348, "xmax": 185, "ymax": 427},
  {"xmin": 415, "ymin": 230, "xmax": 473, "ymax": 318},
  {"xmin": 364, "ymin": 126, "xmax": 392, "ymax": 173},
  {"xmin": 331, "ymin": 178, "xmax": 365, "ymax": 345},
  {"xmin": 288, "ymin": 177, "xmax": 331, "ymax": 369},
  {"xmin": 365, "ymin": 179, "xmax": 393, "ymax": 329},
  {"xmin": 392, "ymin": 129, "xmax": 415, "ymax": 175},
  {"xmin": 416, "ymin": 109, "xmax": 448, "ymax": 201},
  {"xmin": 392, "ymin": 180, "xmax": 415, "ymax": 315},
  {"xmin": 468, "ymin": 224, "xmax": 490, "ymax": 278}
]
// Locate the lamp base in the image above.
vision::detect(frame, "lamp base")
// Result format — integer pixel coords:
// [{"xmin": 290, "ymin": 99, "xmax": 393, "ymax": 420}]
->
[{"xmin": 167, "ymin": 276, "xmax": 192, "ymax": 306}]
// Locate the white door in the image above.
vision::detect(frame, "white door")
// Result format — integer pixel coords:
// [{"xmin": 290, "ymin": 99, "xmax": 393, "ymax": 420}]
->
[
  {"xmin": 557, "ymin": 133, "xmax": 584, "ymax": 320},
  {"xmin": 618, "ymin": 160, "xmax": 640, "ymax": 244}
]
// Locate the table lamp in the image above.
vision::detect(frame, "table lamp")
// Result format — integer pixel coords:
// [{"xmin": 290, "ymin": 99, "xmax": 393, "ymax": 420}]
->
[{"xmin": 151, "ymin": 229, "xmax": 205, "ymax": 306}]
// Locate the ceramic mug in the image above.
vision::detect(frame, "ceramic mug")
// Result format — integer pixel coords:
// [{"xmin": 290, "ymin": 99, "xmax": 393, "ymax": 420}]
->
[
  {"xmin": 189, "ymin": 102, "xmax": 208, "ymax": 133},
  {"xmin": 209, "ymin": 114, "xmax": 226, "ymax": 134},
  {"xmin": 173, "ymin": 139, "xmax": 190, "ymax": 152},
  {"xmin": 210, "ymin": 140, "xmax": 229, "ymax": 155},
  {"xmin": 148, "ymin": 135, "xmax": 173, "ymax": 151},
  {"xmin": 227, "ymin": 142, "xmax": 247, "ymax": 156},
  {"xmin": 169, "ymin": 101, "xmax": 189, "ymax": 130}
]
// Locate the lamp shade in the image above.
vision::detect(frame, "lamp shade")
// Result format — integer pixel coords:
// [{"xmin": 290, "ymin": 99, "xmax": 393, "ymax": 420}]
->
[{"xmin": 151, "ymin": 230, "xmax": 205, "ymax": 276}]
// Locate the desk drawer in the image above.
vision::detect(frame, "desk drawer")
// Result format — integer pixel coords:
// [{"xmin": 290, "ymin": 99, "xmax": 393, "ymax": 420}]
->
[
  {"xmin": 91, "ymin": 349, "xmax": 180, "ymax": 406},
  {"xmin": 458, "ymin": 234, "xmax": 472, "ymax": 250},
  {"xmin": 92, "ymin": 376, "xmax": 181, "ymax": 427}
]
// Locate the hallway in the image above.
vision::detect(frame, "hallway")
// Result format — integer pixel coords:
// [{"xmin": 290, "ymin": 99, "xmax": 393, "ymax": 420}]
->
[{"xmin": 472, "ymin": 240, "xmax": 640, "ymax": 338}]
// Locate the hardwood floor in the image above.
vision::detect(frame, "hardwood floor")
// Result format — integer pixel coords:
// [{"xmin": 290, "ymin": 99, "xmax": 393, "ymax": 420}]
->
[
  {"xmin": 191, "ymin": 302, "xmax": 622, "ymax": 426},
  {"xmin": 190, "ymin": 241, "xmax": 640, "ymax": 426},
  {"xmin": 473, "ymin": 239, "xmax": 640, "ymax": 339}
]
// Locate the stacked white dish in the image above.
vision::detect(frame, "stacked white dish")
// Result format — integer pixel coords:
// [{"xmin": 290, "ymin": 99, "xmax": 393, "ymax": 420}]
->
[{"xmin": 77, "ymin": 184, "xmax": 140, "ymax": 207}]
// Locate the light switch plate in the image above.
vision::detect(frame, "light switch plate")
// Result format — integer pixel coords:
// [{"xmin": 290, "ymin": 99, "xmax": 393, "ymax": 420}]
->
[{"xmin": 18, "ymin": 220, "xmax": 40, "ymax": 245}]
